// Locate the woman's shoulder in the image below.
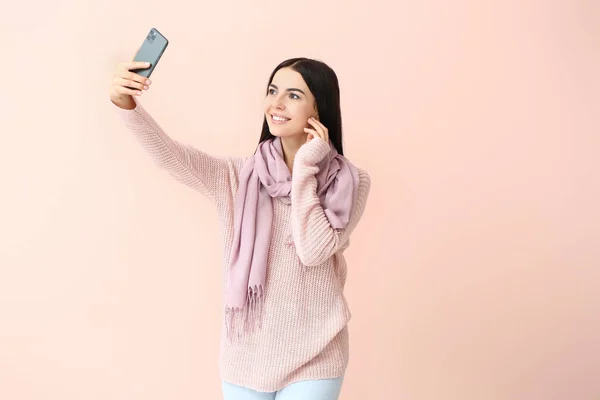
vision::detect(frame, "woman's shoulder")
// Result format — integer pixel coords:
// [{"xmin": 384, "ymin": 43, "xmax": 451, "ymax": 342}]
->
[
  {"xmin": 340, "ymin": 155, "xmax": 371, "ymax": 187},
  {"xmin": 357, "ymin": 167, "xmax": 370, "ymax": 183},
  {"xmin": 355, "ymin": 167, "xmax": 371, "ymax": 195},
  {"xmin": 223, "ymin": 155, "xmax": 250, "ymax": 176}
]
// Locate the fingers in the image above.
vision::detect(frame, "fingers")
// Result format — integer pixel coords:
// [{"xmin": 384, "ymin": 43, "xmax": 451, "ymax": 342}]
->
[
  {"xmin": 114, "ymin": 84, "xmax": 143, "ymax": 97},
  {"xmin": 114, "ymin": 76, "xmax": 146, "ymax": 91},
  {"xmin": 304, "ymin": 132, "xmax": 315, "ymax": 144},
  {"xmin": 121, "ymin": 61, "xmax": 151, "ymax": 71},
  {"xmin": 109, "ymin": 60, "xmax": 153, "ymax": 102},
  {"xmin": 304, "ymin": 128, "xmax": 318, "ymax": 142},
  {"xmin": 112, "ymin": 62, "xmax": 153, "ymax": 97},
  {"xmin": 306, "ymin": 118, "xmax": 329, "ymax": 143},
  {"xmin": 117, "ymin": 62, "xmax": 152, "ymax": 82},
  {"xmin": 116, "ymin": 62, "xmax": 152, "ymax": 84}
]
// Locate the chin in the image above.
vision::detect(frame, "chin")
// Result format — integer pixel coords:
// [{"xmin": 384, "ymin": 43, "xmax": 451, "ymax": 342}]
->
[{"xmin": 267, "ymin": 125, "xmax": 294, "ymax": 138}]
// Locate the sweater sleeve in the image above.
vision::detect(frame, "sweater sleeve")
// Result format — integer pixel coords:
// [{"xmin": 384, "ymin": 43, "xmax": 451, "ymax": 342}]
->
[
  {"xmin": 290, "ymin": 138, "xmax": 372, "ymax": 267},
  {"xmin": 112, "ymin": 98, "xmax": 240, "ymax": 202}
]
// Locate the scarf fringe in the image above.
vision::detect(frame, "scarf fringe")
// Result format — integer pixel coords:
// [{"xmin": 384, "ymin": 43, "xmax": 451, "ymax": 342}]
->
[{"xmin": 225, "ymin": 285, "xmax": 264, "ymax": 343}]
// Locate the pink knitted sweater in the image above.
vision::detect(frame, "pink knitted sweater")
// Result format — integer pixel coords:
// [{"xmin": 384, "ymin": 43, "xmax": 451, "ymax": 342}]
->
[{"xmin": 113, "ymin": 98, "xmax": 371, "ymax": 392}]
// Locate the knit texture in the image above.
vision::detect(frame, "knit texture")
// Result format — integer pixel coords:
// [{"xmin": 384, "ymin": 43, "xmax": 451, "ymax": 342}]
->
[{"xmin": 113, "ymin": 98, "xmax": 371, "ymax": 392}]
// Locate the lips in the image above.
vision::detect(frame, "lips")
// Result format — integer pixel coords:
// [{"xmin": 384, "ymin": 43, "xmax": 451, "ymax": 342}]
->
[{"xmin": 270, "ymin": 113, "xmax": 290, "ymax": 124}]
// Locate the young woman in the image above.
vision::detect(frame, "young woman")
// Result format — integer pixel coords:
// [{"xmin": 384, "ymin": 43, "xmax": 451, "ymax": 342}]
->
[{"xmin": 109, "ymin": 57, "xmax": 371, "ymax": 400}]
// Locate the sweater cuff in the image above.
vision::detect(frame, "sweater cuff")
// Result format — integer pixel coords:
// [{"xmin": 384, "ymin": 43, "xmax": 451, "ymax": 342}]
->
[
  {"xmin": 111, "ymin": 96, "xmax": 143, "ymax": 120},
  {"xmin": 295, "ymin": 137, "xmax": 331, "ymax": 165}
]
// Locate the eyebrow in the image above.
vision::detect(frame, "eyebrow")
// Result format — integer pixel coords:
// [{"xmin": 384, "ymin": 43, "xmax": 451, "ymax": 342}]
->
[{"xmin": 269, "ymin": 84, "xmax": 305, "ymax": 95}]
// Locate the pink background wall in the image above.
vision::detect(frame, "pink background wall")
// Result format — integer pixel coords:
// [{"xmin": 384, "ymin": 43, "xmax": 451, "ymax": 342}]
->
[{"xmin": 1, "ymin": 1, "xmax": 598, "ymax": 399}]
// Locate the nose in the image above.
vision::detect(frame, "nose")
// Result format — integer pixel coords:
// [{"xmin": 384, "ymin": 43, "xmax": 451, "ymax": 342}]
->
[{"xmin": 272, "ymin": 94, "xmax": 286, "ymax": 110}]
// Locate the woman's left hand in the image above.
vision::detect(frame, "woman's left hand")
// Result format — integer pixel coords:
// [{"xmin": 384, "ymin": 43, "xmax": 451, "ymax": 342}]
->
[{"xmin": 305, "ymin": 117, "xmax": 329, "ymax": 147}]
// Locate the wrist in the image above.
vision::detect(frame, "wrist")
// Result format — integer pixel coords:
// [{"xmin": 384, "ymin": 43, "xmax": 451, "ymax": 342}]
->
[
  {"xmin": 296, "ymin": 137, "xmax": 330, "ymax": 165},
  {"xmin": 111, "ymin": 95, "xmax": 137, "ymax": 110}
]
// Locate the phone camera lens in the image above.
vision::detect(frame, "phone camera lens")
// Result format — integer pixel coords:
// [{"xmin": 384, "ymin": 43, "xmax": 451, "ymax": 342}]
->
[{"xmin": 147, "ymin": 29, "xmax": 157, "ymax": 43}]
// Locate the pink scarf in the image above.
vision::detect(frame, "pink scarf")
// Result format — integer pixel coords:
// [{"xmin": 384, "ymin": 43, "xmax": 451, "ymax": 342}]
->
[{"xmin": 225, "ymin": 137, "xmax": 359, "ymax": 338}]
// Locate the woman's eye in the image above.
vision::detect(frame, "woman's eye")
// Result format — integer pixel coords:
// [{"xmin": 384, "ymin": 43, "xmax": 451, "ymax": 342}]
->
[
  {"xmin": 268, "ymin": 88, "xmax": 276, "ymax": 95},
  {"xmin": 290, "ymin": 93, "xmax": 300, "ymax": 99}
]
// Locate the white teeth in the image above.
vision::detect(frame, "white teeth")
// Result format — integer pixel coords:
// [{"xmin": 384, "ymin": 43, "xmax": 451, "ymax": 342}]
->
[{"xmin": 272, "ymin": 115, "xmax": 289, "ymax": 122}]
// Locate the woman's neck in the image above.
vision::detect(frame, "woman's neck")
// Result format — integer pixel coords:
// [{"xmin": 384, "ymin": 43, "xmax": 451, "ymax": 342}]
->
[{"xmin": 280, "ymin": 134, "xmax": 307, "ymax": 173}]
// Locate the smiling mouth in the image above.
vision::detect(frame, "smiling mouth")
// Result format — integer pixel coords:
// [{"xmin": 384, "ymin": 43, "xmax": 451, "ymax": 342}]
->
[{"xmin": 270, "ymin": 114, "xmax": 291, "ymax": 124}]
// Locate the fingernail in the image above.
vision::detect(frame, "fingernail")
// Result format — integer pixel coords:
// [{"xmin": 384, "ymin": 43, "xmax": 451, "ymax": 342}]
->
[
  {"xmin": 143, "ymin": 86, "xmax": 149, "ymax": 90},
  {"xmin": 146, "ymin": 80, "xmax": 152, "ymax": 85}
]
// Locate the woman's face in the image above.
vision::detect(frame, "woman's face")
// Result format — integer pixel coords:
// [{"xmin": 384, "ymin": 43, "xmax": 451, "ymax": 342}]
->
[{"xmin": 263, "ymin": 67, "xmax": 318, "ymax": 139}]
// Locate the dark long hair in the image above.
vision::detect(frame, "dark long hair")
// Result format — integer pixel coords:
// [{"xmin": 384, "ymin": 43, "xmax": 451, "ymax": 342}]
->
[{"xmin": 258, "ymin": 58, "xmax": 345, "ymax": 156}]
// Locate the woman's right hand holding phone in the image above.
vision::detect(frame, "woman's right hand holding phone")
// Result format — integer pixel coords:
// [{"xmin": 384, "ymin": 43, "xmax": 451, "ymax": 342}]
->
[{"xmin": 109, "ymin": 61, "xmax": 153, "ymax": 110}]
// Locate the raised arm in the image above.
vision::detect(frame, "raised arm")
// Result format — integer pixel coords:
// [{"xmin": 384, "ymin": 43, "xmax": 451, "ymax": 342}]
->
[{"xmin": 109, "ymin": 61, "xmax": 240, "ymax": 202}]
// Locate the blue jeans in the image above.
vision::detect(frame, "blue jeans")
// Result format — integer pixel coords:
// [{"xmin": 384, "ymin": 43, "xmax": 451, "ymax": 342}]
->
[{"xmin": 222, "ymin": 377, "xmax": 344, "ymax": 400}]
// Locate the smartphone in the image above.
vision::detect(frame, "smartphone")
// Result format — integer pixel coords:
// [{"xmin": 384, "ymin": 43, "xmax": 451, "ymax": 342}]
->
[{"xmin": 132, "ymin": 28, "xmax": 169, "ymax": 79}]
